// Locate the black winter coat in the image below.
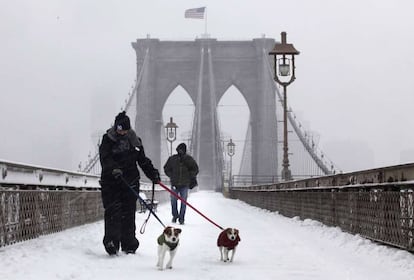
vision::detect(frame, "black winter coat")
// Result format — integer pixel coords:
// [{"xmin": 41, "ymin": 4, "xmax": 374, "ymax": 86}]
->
[
  {"xmin": 163, "ymin": 153, "xmax": 199, "ymax": 187},
  {"xmin": 99, "ymin": 128, "xmax": 158, "ymax": 184}
]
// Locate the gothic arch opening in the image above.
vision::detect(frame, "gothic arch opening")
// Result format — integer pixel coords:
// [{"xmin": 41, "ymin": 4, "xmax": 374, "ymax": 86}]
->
[
  {"xmin": 161, "ymin": 85, "xmax": 195, "ymax": 165},
  {"xmin": 132, "ymin": 38, "xmax": 280, "ymax": 189},
  {"xmin": 217, "ymin": 85, "xmax": 250, "ymax": 178}
]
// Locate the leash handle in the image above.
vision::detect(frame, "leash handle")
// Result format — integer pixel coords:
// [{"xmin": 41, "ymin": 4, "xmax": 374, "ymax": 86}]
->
[
  {"xmin": 158, "ymin": 181, "xmax": 224, "ymax": 230},
  {"xmin": 140, "ymin": 182, "xmax": 155, "ymax": 234},
  {"xmin": 139, "ymin": 218, "xmax": 149, "ymax": 234}
]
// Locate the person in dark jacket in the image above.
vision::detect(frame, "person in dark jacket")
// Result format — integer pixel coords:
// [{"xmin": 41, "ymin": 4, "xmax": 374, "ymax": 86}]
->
[
  {"xmin": 163, "ymin": 142, "xmax": 199, "ymax": 225},
  {"xmin": 99, "ymin": 111, "xmax": 160, "ymax": 255}
]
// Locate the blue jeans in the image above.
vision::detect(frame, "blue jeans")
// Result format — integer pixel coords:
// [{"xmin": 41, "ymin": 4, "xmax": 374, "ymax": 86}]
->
[{"xmin": 170, "ymin": 185, "xmax": 189, "ymax": 223}]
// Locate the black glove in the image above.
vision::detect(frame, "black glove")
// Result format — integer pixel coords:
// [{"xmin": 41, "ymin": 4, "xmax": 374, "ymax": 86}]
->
[
  {"xmin": 112, "ymin": 168, "xmax": 123, "ymax": 179},
  {"xmin": 189, "ymin": 177, "xmax": 198, "ymax": 189},
  {"xmin": 151, "ymin": 169, "xmax": 160, "ymax": 184}
]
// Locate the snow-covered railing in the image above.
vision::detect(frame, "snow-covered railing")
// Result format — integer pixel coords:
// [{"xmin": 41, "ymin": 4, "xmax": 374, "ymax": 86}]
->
[
  {"xmin": 0, "ymin": 159, "xmax": 100, "ymax": 189},
  {"xmin": 0, "ymin": 160, "xmax": 171, "ymax": 248},
  {"xmin": 229, "ymin": 163, "xmax": 414, "ymax": 253}
]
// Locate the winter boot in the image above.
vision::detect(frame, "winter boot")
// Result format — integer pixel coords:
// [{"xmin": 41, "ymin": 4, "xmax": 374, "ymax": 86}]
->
[
  {"xmin": 104, "ymin": 240, "xmax": 119, "ymax": 256},
  {"xmin": 121, "ymin": 238, "xmax": 139, "ymax": 254}
]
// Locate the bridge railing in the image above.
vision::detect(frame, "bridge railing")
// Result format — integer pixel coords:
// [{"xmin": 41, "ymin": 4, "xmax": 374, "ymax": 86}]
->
[
  {"xmin": 0, "ymin": 159, "xmax": 101, "ymax": 189},
  {"xmin": 230, "ymin": 163, "xmax": 414, "ymax": 252},
  {"xmin": 230, "ymin": 174, "xmax": 327, "ymax": 187},
  {"xmin": 0, "ymin": 159, "xmax": 169, "ymax": 248}
]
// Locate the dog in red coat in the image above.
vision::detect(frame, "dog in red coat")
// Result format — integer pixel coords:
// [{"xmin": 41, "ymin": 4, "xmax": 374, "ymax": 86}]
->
[{"xmin": 217, "ymin": 228, "xmax": 241, "ymax": 262}]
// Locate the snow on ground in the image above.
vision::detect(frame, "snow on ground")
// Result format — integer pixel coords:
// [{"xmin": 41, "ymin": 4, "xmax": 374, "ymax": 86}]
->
[{"xmin": 1, "ymin": 191, "xmax": 413, "ymax": 280}]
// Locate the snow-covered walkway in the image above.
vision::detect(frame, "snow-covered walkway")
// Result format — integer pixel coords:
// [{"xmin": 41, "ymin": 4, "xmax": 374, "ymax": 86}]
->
[{"xmin": 1, "ymin": 191, "xmax": 413, "ymax": 280}]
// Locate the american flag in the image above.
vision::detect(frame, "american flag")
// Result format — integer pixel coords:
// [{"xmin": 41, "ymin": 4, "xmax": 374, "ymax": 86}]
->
[{"xmin": 184, "ymin": 7, "xmax": 205, "ymax": 19}]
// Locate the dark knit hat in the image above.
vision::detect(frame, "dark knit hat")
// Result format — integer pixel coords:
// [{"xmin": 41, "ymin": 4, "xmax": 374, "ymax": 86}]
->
[
  {"xmin": 114, "ymin": 111, "xmax": 131, "ymax": 131},
  {"xmin": 176, "ymin": 143, "xmax": 187, "ymax": 154}
]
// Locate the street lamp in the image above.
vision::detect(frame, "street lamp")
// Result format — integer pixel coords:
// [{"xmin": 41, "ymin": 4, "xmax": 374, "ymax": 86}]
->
[
  {"xmin": 226, "ymin": 138, "xmax": 236, "ymax": 187},
  {"xmin": 269, "ymin": 31, "xmax": 300, "ymax": 181},
  {"xmin": 165, "ymin": 117, "xmax": 178, "ymax": 156}
]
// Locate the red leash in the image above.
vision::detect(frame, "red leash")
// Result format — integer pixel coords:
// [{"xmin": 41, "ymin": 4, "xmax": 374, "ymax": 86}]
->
[{"xmin": 158, "ymin": 181, "xmax": 224, "ymax": 230}]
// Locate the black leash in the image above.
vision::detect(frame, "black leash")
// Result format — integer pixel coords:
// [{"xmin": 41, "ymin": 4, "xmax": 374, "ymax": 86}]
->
[{"xmin": 119, "ymin": 176, "xmax": 166, "ymax": 231}]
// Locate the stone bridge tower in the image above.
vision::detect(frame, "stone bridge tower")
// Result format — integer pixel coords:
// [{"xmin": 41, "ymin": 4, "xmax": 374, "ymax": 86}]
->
[{"xmin": 132, "ymin": 37, "xmax": 279, "ymax": 190}]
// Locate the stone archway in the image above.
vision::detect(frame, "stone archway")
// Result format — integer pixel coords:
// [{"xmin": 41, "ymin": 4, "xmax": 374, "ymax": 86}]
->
[{"xmin": 132, "ymin": 37, "xmax": 279, "ymax": 190}]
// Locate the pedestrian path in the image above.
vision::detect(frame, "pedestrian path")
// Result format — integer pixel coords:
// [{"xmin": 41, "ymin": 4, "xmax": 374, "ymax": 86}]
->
[{"xmin": 1, "ymin": 191, "xmax": 413, "ymax": 280}]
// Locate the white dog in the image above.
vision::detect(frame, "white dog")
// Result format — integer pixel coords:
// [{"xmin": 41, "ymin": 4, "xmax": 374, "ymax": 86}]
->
[
  {"xmin": 217, "ymin": 228, "xmax": 241, "ymax": 262},
  {"xmin": 156, "ymin": 226, "xmax": 182, "ymax": 270}
]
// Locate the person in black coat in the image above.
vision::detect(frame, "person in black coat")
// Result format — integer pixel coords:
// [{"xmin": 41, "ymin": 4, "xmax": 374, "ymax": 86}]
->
[
  {"xmin": 163, "ymin": 143, "xmax": 199, "ymax": 225},
  {"xmin": 99, "ymin": 111, "xmax": 160, "ymax": 255}
]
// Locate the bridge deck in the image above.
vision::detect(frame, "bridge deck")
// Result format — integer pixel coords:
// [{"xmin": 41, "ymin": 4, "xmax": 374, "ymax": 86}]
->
[{"xmin": 1, "ymin": 191, "xmax": 413, "ymax": 280}]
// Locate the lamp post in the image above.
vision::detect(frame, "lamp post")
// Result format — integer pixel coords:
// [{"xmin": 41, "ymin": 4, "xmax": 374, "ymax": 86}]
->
[
  {"xmin": 227, "ymin": 138, "xmax": 236, "ymax": 187},
  {"xmin": 165, "ymin": 117, "xmax": 178, "ymax": 156},
  {"xmin": 269, "ymin": 31, "xmax": 300, "ymax": 181}
]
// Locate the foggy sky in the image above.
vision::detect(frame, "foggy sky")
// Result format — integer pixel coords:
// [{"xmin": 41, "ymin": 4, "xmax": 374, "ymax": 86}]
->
[{"xmin": 1, "ymin": 0, "xmax": 413, "ymax": 172}]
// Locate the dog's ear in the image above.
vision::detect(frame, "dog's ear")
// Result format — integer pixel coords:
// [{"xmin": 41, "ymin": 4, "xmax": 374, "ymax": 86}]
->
[
  {"xmin": 174, "ymin": 228, "xmax": 182, "ymax": 234},
  {"xmin": 164, "ymin": 226, "xmax": 172, "ymax": 235},
  {"xmin": 235, "ymin": 229, "xmax": 241, "ymax": 241}
]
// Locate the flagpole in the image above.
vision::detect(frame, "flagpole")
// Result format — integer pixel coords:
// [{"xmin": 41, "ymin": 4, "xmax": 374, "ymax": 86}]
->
[{"xmin": 204, "ymin": 7, "xmax": 208, "ymax": 37}]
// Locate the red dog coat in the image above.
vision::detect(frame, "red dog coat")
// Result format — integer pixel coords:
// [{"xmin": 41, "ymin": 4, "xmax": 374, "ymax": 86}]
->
[{"xmin": 217, "ymin": 229, "xmax": 241, "ymax": 250}]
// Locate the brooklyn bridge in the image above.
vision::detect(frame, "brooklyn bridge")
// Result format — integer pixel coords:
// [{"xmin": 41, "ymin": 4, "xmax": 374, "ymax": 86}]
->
[{"xmin": 1, "ymin": 33, "xmax": 413, "ymax": 280}]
